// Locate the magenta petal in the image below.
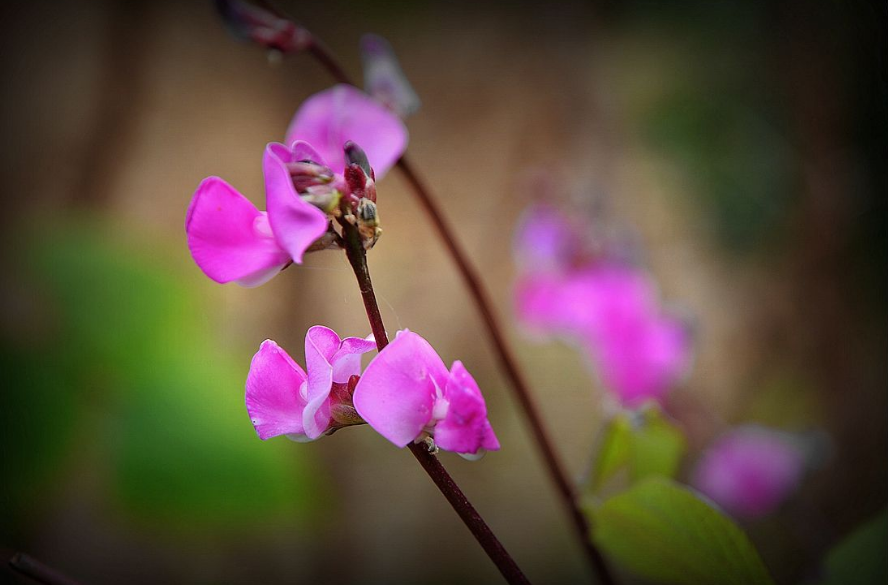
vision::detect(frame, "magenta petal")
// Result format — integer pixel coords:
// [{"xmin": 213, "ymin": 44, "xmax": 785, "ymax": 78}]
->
[
  {"xmin": 287, "ymin": 140, "xmax": 327, "ymax": 165},
  {"xmin": 245, "ymin": 340, "xmax": 309, "ymax": 440},
  {"xmin": 513, "ymin": 273, "xmax": 574, "ymax": 337},
  {"xmin": 284, "ymin": 84, "xmax": 408, "ymax": 178},
  {"xmin": 513, "ymin": 203, "xmax": 579, "ymax": 272},
  {"xmin": 263, "ymin": 143, "xmax": 330, "ymax": 263},
  {"xmin": 331, "ymin": 335, "xmax": 377, "ymax": 383},
  {"xmin": 185, "ymin": 177, "xmax": 290, "ymax": 286},
  {"xmin": 353, "ymin": 330, "xmax": 447, "ymax": 447},
  {"xmin": 435, "ymin": 361, "xmax": 500, "ymax": 454},
  {"xmin": 302, "ymin": 326, "xmax": 341, "ymax": 439},
  {"xmin": 692, "ymin": 426, "xmax": 806, "ymax": 519}
]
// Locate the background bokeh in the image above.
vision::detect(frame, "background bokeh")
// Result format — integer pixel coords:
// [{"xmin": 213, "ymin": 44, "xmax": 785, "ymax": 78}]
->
[{"xmin": 1, "ymin": 0, "xmax": 885, "ymax": 583}]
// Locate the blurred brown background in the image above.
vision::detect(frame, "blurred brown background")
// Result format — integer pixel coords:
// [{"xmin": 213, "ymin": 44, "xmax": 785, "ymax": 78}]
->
[{"xmin": 1, "ymin": 0, "xmax": 885, "ymax": 583}]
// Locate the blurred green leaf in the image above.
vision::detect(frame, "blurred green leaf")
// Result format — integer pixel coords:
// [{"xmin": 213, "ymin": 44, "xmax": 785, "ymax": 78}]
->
[
  {"xmin": 588, "ymin": 477, "xmax": 775, "ymax": 585},
  {"xmin": 23, "ymin": 223, "xmax": 325, "ymax": 530},
  {"xmin": 592, "ymin": 404, "xmax": 686, "ymax": 492},
  {"xmin": 818, "ymin": 509, "xmax": 888, "ymax": 585}
]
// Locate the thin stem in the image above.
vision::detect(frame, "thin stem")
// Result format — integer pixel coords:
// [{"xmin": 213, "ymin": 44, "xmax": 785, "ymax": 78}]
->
[
  {"xmin": 338, "ymin": 217, "xmax": 530, "ymax": 585},
  {"xmin": 244, "ymin": 4, "xmax": 612, "ymax": 580},
  {"xmin": 309, "ymin": 40, "xmax": 615, "ymax": 585},
  {"xmin": 8, "ymin": 552, "xmax": 83, "ymax": 585},
  {"xmin": 395, "ymin": 159, "xmax": 614, "ymax": 584}
]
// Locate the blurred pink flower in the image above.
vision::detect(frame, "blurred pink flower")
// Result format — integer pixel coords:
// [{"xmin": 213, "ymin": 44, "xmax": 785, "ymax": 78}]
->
[
  {"xmin": 692, "ymin": 426, "xmax": 806, "ymax": 519},
  {"xmin": 512, "ymin": 203, "xmax": 582, "ymax": 273},
  {"xmin": 245, "ymin": 326, "xmax": 376, "ymax": 442},
  {"xmin": 353, "ymin": 330, "xmax": 500, "ymax": 456},
  {"xmin": 285, "ymin": 84, "xmax": 408, "ymax": 178},
  {"xmin": 513, "ymin": 202, "xmax": 691, "ymax": 405}
]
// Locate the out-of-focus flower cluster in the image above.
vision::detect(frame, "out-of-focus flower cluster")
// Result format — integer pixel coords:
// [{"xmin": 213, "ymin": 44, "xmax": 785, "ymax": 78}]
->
[{"xmin": 513, "ymin": 201, "xmax": 692, "ymax": 406}]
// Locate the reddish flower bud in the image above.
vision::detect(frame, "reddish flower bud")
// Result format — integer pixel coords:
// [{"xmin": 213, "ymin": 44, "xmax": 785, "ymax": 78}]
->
[{"xmin": 215, "ymin": 0, "xmax": 311, "ymax": 54}]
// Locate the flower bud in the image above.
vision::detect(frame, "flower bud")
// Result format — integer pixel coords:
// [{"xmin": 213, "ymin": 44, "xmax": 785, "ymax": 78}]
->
[
  {"xmin": 215, "ymin": 0, "xmax": 312, "ymax": 54},
  {"xmin": 356, "ymin": 198, "xmax": 381, "ymax": 249},
  {"xmin": 361, "ymin": 34, "xmax": 421, "ymax": 118},
  {"xmin": 343, "ymin": 141, "xmax": 378, "ymax": 205}
]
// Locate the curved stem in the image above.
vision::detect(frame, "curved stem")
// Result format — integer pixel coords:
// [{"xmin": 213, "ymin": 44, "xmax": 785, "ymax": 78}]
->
[
  {"xmin": 338, "ymin": 217, "xmax": 530, "ymax": 585},
  {"xmin": 304, "ymin": 38, "xmax": 612, "ymax": 584},
  {"xmin": 395, "ymin": 158, "xmax": 614, "ymax": 584},
  {"xmin": 243, "ymin": 4, "xmax": 611, "ymax": 580}
]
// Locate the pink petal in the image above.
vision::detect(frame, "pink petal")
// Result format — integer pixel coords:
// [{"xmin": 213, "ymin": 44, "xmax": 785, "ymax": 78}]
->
[
  {"xmin": 353, "ymin": 330, "xmax": 448, "ymax": 447},
  {"xmin": 185, "ymin": 176, "xmax": 290, "ymax": 286},
  {"xmin": 302, "ymin": 326, "xmax": 342, "ymax": 439},
  {"xmin": 245, "ymin": 340, "xmax": 309, "ymax": 440},
  {"xmin": 287, "ymin": 140, "xmax": 326, "ymax": 165},
  {"xmin": 284, "ymin": 84, "xmax": 408, "ymax": 178},
  {"xmin": 331, "ymin": 335, "xmax": 377, "ymax": 383},
  {"xmin": 692, "ymin": 426, "xmax": 806, "ymax": 518},
  {"xmin": 263, "ymin": 143, "xmax": 331, "ymax": 263},
  {"xmin": 435, "ymin": 361, "xmax": 500, "ymax": 454},
  {"xmin": 513, "ymin": 203, "xmax": 579, "ymax": 272},
  {"xmin": 514, "ymin": 272, "xmax": 584, "ymax": 339}
]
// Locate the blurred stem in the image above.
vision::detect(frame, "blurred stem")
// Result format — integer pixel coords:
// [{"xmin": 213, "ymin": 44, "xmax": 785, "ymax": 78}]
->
[
  {"xmin": 394, "ymin": 158, "xmax": 614, "ymax": 584},
  {"xmin": 337, "ymin": 215, "xmax": 530, "ymax": 585},
  {"xmin": 8, "ymin": 552, "xmax": 83, "ymax": 585}
]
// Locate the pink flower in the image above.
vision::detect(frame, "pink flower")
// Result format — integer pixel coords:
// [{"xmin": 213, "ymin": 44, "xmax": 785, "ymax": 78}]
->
[
  {"xmin": 514, "ymin": 264, "xmax": 691, "ymax": 405},
  {"xmin": 185, "ymin": 141, "xmax": 332, "ymax": 287},
  {"xmin": 691, "ymin": 426, "xmax": 806, "ymax": 519},
  {"xmin": 512, "ymin": 203, "xmax": 583, "ymax": 273},
  {"xmin": 285, "ymin": 84, "xmax": 408, "ymax": 179},
  {"xmin": 245, "ymin": 326, "xmax": 376, "ymax": 441},
  {"xmin": 187, "ymin": 85, "xmax": 407, "ymax": 286},
  {"xmin": 353, "ymin": 330, "xmax": 500, "ymax": 456}
]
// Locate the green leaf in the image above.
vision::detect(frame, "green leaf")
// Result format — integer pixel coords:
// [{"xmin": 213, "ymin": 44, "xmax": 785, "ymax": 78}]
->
[
  {"xmin": 593, "ymin": 414, "xmax": 633, "ymax": 490},
  {"xmin": 819, "ymin": 509, "xmax": 888, "ymax": 585},
  {"xmin": 588, "ymin": 477, "xmax": 775, "ymax": 585},
  {"xmin": 592, "ymin": 404, "xmax": 686, "ymax": 492},
  {"xmin": 24, "ymin": 223, "xmax": 326, "ymax": 530}
]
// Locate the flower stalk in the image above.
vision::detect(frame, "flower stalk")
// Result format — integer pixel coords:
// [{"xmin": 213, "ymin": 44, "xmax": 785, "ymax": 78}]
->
[
  {"xmin": 305, "ymin": 29, "xmax": 616, "ymax": 585},
  {"xmin": 338, "ymin": 212, "xmax": 530, "ymax": 585}
]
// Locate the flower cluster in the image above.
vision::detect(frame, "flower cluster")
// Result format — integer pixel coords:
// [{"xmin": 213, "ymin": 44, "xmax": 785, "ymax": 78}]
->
[
  {"xmin": 186, "ymin": 84, "xmax": 497, "ymax": 456},
  {"xmin": 185, "ymin": 85, "xmax": 407, "ymax": 287},
  {"xmin": 246, "ymin": 328, "xmax": 499, "ymax": 455},
  {"xmin": 513, "ymin": 202, "xmax": 692, "ymax": 406}
]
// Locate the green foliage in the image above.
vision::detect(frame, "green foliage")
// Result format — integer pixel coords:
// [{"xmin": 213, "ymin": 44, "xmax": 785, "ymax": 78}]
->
[
  {"xmin": 588, "ymin": 477, "xmax": 775, "ymax": 585},
  {"xmin": 818, "ymin": 509, "xmax": 888, "ymax": 585},
  {"xmin": 591, "ymin": 404, "xmax": 686, "ymax": 493},
  {"xmin": 9, "ymin": 223, "xmax": 324, "ymax": 531}
]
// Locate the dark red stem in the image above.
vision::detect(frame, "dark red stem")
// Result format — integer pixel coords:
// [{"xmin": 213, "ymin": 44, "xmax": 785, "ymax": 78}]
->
[
  {"xmin": 394, "ymin": 158, "xmax": 614, "ymax": 584},
  {"xmin": 305, "ymin": 33, "xmax": 614, "ymax": 585},
  {"xmin": 8, "ymin": 552, "xmax": 83, "ymax": 585},
  {"xmin": 338, "ymin": 218, "xmax": 530, "ymax": 585}
]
